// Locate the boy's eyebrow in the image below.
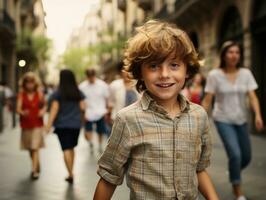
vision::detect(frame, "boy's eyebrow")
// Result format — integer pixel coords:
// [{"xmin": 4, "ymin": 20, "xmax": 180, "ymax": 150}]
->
[{"xmin": 168, "ymin": 57, "xmax": 181, "ymax": 62}]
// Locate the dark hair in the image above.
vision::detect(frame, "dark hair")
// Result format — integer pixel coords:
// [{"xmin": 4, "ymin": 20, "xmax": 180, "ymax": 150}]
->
[
  {"xmin": 219, "ymin": 41, "xmax": 242, "ymax": 69},
  {"xmin": 58, "ymin": 69, "xmax": 82, "ymax": 101},
  {"xmin": 85, "ymin": 68, "xmax": 96, "ymax": 77}
]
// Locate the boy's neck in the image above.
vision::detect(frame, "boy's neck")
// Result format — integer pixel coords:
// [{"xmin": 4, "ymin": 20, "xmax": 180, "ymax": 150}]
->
[{"xmin": 155, "ymin": 97, "xmax": 181, "ymax": 118}]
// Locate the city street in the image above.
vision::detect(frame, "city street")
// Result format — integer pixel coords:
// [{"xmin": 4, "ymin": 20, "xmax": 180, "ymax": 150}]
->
[{"xmin": 0, "ymin": 121, "xmax": 265, "ymax": 200}]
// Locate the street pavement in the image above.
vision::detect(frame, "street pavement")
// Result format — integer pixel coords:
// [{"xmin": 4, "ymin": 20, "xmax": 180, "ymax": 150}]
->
[{"xmin": 0, "ymin": 121, "xmax": 266, "ymax": 200}]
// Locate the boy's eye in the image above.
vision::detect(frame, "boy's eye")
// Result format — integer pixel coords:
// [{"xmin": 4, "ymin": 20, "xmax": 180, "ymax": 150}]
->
[
  {"xmin": 170, "ymin": 63, "xmax": 180, "ymax": 69},
  {"xmin": 149, "ymin": 63, "xmax": 158, "ymax": 70}
]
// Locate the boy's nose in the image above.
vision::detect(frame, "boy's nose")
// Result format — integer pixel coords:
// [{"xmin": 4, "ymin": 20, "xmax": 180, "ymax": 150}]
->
[{"xmin": 160, "ymin": 65, "xmax": 170, "ymax": 78}]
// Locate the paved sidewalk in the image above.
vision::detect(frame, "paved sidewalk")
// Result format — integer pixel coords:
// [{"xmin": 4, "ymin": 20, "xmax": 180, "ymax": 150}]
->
[{"xmin": 0, "ymin": 122, "xmax": 266, "ymax": 200}]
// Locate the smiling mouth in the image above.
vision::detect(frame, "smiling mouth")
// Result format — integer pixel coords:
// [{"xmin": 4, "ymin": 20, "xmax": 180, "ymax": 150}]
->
[{"xmin": 155, "ymin": 83, "xmax": 175, "ymax": 88}]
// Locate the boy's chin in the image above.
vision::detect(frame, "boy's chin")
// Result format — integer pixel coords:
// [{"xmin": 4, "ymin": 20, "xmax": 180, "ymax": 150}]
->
[{"xmin": 151, "ymin": 93, "xmax": 179, "ymax": 102}]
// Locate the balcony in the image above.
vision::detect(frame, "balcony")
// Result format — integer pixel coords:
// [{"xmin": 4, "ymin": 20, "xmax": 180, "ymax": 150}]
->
[
  {"xmin": 20, "ymin": 0, "xmax": 35, "ymax": 17},
  {"xmin": 170, "ymin": 0, "xmax": 217, "ymax": 27},
  {"xmin": 174, "ymin": 0, "xmax": 199, "ymax": 18},
  {"xmin": 137, "ymin": 0, "xmax": 152, "ymax": 11},
  {"xmin": 20, "ymin": 0, "xmax": 40, "ymax": 29},
  {"xmin": 118, "ymin": 0, "xmax": 126, "ymax": 12},
  {"xmin": 0, "ymin": 9, "xmax": 16, "ymax": 41}
]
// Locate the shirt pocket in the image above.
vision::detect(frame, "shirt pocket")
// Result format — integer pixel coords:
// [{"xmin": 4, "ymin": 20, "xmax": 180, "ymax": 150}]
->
[{"xmin": 176, "ymin": 133, "xmax": 202, "ymax": 165}]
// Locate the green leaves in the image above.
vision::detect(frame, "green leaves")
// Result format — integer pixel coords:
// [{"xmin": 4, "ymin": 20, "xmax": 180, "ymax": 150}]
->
[
  {"xmin": 16, "ymin": 28, "xmax": 51, "ymax": 70},
  {"xmin": 61, "ymin": 36, "xmax": 127, "ymax": 81}
]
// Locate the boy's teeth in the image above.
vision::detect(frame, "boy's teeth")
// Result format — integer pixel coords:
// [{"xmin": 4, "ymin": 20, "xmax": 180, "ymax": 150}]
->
[{"xmin": 158, "ymin": 83, "xmax": 172, "ymax": 87}]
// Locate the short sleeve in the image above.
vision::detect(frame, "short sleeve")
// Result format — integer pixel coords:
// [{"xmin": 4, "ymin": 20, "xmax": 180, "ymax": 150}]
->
[
  {"xmin": 246, "ymin": 69, "xmax": 258, "ymax": 91},
  {"xmin": 97, "ymin": 114, "xmax": 131, "ymax": 185},
  {"xmin": 196, "ymin": 112, "xmax": 212, "ymax": 172},
  {"xmin": 79, "ymin": 90, "xmax": 85, "ymax": 100},
  {"xmin": 204, "ymin": 71, "xmax": 217, "ymax": 94},
  {"xmin": 50, "ymin": 91, "xmax": 60, "ymax": 101}
]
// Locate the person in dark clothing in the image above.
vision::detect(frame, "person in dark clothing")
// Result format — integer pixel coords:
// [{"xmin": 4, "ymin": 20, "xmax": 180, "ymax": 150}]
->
[{"xmin": 46, "ymin": 69, "xmax": 85, "ymax": 184}]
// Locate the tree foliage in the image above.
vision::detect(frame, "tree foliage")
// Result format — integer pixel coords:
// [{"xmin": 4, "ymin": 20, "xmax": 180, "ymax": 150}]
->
[
  {"xmin": 16, "ymin": 28, "xmax": 51, "ymax": 70},
  {"xmin": 61, "ymin": 37, "xmax": 127, "ymax": 81},
  {"xmin": 61, "ymin": 48, "xmax": 91, "ymax": 81}
]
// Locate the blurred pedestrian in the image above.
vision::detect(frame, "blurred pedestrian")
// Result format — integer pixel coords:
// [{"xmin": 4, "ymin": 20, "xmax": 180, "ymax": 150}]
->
[
  {"xmin": 16, "ymin": 72, "xmax": 46, "ymax": 180},
  {"xmin": 46, "ymin": 69, "xmax": 85, "ymax": 184},
  {"xmin": 79, "ymin": 68, "xmax": 110, "ymax": 154},
  {"xmin": 0, "ymin": 81, "xmax": 14, "ymax": 109},
  {"xmin": 94, "ymin": 20, "xmax": 219, "ymax": 200},
  {"xmin": 187, "ymin": 73, "xmax": 205, "ymax": 104},
  {"xmin": 202, "ymin": 41, "xmax": 264, "ymax": 200},
  {"xmin": 46, "ymin": 83, "xmax": 56, "ymax": 112},
  {"xmin": 107, "ymin": 61, "xmax": 139, "ymax": 135},
  {"xmin": 0, "ymin": 81, "xmax": 14, "ymax": 128}
]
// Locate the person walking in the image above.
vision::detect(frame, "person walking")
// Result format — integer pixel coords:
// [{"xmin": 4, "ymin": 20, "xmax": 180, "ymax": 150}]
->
[
  {"xmin": 16, "ymin": 72, "xmax": 46, "ymax": 180},
  {"xmin": 107, "ymin": 61, "xmax": 139, "ymax": 135},
  {"xmin": 187, "ymin": 73, "xmax": 205, "ymax": 105},
  {"xmin": 46, "ymin": 69, "xmax": 85, "ymax": 184},
  {"xmin": 94, "ymin": 20, "xmax": 219, "ymax": 200},
  {"xmin": 79, "ymin": 68, "xmax": 110, "ymax": 154},
  {"xmin": 202, "ymin": 41, "xmax": 264, "ymax": 200}
]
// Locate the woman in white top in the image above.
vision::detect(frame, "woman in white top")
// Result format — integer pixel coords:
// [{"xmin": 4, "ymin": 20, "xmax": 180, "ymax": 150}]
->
[{"xmin": 202, "ymin": 41, "xmax": 264, "ymax": 200}]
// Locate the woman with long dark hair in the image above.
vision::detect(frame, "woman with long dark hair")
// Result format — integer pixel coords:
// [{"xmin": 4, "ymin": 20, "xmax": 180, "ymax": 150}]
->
[
  {"xmin": 202, "ymin": 41, "xmax": 264, "ymax": 200},
  {"xmin": 46, "ymin": 69, "xmax": 85, "ymax": 184}
]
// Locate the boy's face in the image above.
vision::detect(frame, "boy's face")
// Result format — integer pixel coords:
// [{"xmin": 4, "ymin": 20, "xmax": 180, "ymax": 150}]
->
[{"xmin": 141, "ymin": 53, "xmax": 187, "ymax": 104}]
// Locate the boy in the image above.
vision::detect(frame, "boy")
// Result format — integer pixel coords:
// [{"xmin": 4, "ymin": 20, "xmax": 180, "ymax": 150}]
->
[{"xmin": 94, "ymin": 20, "xmax": 219, "ymax": 200}]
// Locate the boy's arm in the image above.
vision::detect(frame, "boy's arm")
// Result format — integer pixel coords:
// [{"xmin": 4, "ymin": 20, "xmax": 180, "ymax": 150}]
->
[
  {"xmin": 93, "ymin": 178, "xmax": 117, "ymax": 200},
  {"xmin": 94, "ymin": 114, "xmax": 131, "ymax": 198},
  {"xmin": 197, "ymin": 170, "xmax": 219, "ymax": 200}
]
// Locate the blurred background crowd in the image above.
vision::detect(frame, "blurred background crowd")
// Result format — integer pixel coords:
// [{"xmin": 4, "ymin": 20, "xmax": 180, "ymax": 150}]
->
[
  {"xmin": 0, "ymin": 0, "xmax": 266, "ymax": 199},
  {"xmin": 0, "ymin": 0, "xmax": 265, "ymax": 134}
]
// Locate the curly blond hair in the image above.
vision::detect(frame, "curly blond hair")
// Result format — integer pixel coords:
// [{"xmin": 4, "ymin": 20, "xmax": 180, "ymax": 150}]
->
[
  {"xmin": 19, "ymin": 72, "xmax": 42, "ymax": 92},
  {"xmin": 124, "ymin": 20, "xmax": 200, "ymax": 92}
]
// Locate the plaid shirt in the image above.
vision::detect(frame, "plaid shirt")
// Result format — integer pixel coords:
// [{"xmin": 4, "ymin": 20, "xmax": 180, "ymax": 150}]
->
[{"xmin": 97, "ymin": 91, "xmax": 212, "ymax": 200}]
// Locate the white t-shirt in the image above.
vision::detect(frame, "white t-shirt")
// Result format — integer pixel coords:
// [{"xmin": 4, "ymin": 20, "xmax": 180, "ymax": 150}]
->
[
  {"xmin": 4, "ymin": 87, "xmax": 13, "ymax": 98},
  {"xmin": 109, "ymin": 79, "xmax": 126, "ymax": 120},
  {"xmin": 109, "ymin": 79, "xmax": 139, "ymax": 120},
  {"xmin": 205, "ymin": 68, "xmax": 258, "ymax": 124},
  {"xmin": 79, "ymin": 79, "xmax": 110, "ymax": 121}
]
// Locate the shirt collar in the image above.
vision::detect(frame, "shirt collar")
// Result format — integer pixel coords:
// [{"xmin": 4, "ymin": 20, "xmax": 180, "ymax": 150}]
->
[{"xmin": 140, "ymin": 90, "xmax": 190, "ymax": 113}]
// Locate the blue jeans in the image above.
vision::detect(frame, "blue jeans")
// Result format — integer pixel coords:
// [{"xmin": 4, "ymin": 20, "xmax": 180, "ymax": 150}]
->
[{"xmin": 214, "ymin": 121, "xmax": 251, "ymax": 185}]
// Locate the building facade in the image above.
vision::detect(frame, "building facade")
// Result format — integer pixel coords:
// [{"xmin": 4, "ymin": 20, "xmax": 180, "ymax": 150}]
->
[
  {"xmin": 0, "ymin": 0, "xmax": 46, "ymax": 131},
  {"xmin": 96, "ymin": 0, "xmax": 266, "ymax": 133},
  {"xmin": 156, "ymin": 0, "xmax": 266, "ymax": 133}
]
